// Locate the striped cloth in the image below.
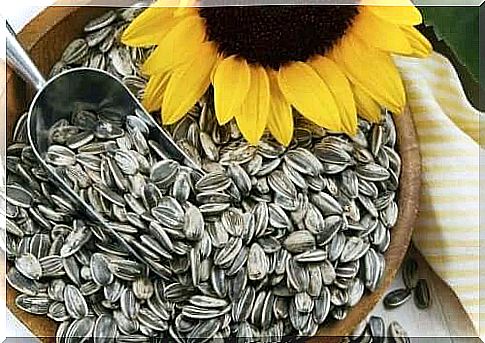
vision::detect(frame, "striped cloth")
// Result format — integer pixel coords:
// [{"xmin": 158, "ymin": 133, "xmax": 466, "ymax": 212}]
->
[{"xmin": 394, "ymin": 52, "xmax": 483, "ymax": 335}]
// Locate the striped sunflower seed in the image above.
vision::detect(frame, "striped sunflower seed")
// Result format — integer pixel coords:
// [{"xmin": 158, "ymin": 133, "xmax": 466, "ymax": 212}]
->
[{"xmin": 414, "ymin": 279, "xmax": 431, "ymax": 309}]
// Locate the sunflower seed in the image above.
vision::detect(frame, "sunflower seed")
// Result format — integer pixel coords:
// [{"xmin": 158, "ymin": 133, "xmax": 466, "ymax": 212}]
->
[
  {"xmin": 357, "ymin": 163, "xmax": 390, "ymax": 182},
  {"xmin": 188, "ymin": 318, "xmax": 220, "ymax": 343},
  {"xmin": 137, "ymin": 307, "xmax": 168, "ymax": 331},
  {"xmin": 86, "ymin": 25, "xmax": 114, "ymax": 47},
  {"xmin": 46, "ymin": 279, "xmax": 65, "ymax": 301},
  {"xmin": 340, "ymin": 237, "xmax": 370, "ymax": 263},
  {"xmin": 15, "ymin": 253, "xmax": 42, "ymax": 280},
  {"xmin": 247, "ymin": 243, "xmax": 269, "ymax": 281},
  {"xmin": 7, "ymin": 266, "xmax": 43, "ymax": 296},
  {"xmin": 310, "ymin": 192, "xmax": 343, "ymax": 216},
  {"xmin": 286, "ymin": 258, "xmax": 309, "ymax": 293},
  {"xmin": 414, "ymin": 279, "xmax": 431, "ymax": 309},
  {"xmin": 6, "ymin": 184, "xmax": 33, "ymax": 208},
  {"xmin": 283, "ymin": 230, "xmax": 315, "ymax": 254},
  {"xmin": 110, "ymin": 47, "xmax": 134, "ymax": 77},
  {"xmin": 63, "ymin": 256, "xmax": 82, "ymax": 286},
  {"xmin": 48, "ymin": 301, "xmax": 70, "ymax": 322},
  {"xmin": 294, "ymin": 249, "xmax": 327, "ymax": 264},
  {"xmin": 402, "ymin": 258, "xmax": 418, "ymax": 289},
  {"xmin": 388, "ymin": 321, "xmax": 410, "ymax": 343},
  {"xmin": 85, "ymin": 10, "xmax": 117, "ymax": 32},
  {"xmin": 131, "ymin": 277, "xmax": 154, "ymax": 300},
  {"xmin": 369, "ymin": 316, "xmax": 385, "ymax": 343},
  {"xmin": 183, "ymin": 203, "xmax": 204, "ymax": 241},
  {"xmin": 214, "ymin": 237, "xmax": 242, "ymax": 267},
  {"xmin": 15, "ymin": 294, "xmax": 51, "ymax": 315},
  {"xmin": 226, "ymin": 246, "xmax": 248, "ymax": 277},
  {"xmin": 182, "ymin": 304, "xmax": 231, "ymax": 320},
  {"xmin": 90, "ymin": 253, "xmax": 114, "ymax": 286},
  {"xmin": 60, "ymin": 223, "xmax": 92, "ymax": 257},
  {"xmin": 381, "ymin": 201, "xmax": 398, "ymax": 228},
  {"xmin": 233, "ymin": 286, "xmax": 255, "ymax": 322},
  {"xmin": 65, "ymin": 316, "xmax": 95, "ymax": 342},
  {"xmin": 113, "ymin": 310, "xmax": 139, "ymax": 335},
  {"xmin": 39, "ymin": 255, "xmax": 64, "ymax": 277},
  {"xmin": 363, "ymin": 248, "xmax": 385, "ymax": 292},
  {"xmin": 120, "ymin": 288, "xmax": 139, "ymax": 320},
  {"xmin": 64, "ymin": 284, "xmax": 89, "ymax": 319},
  {"xmin": 62, "ymin": 38, "xmax": 89, "ymax": 65},
  {"xmin": 268, "ymin": 170, "xmax": 296, "ymax": 199},
  {"xmin": 289, "ymin": 301, "xmax": 310, "ymax": 332},
  {"xmin": 383, "ymin": 288, "xmax": 412, "ymax": 309},
  {"xmin": 227, "ymin": 268, "xmax": 248, "ymax": 302},
  {"xmin": 92, "ymin": 314, "xmax": 118, "ymax": 343}
]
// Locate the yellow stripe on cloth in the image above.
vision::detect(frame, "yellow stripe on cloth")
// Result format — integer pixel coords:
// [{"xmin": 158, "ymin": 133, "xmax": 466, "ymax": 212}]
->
[{"xmin": 394, "ymin": 52, "xmax": 484, "ymax": 335}]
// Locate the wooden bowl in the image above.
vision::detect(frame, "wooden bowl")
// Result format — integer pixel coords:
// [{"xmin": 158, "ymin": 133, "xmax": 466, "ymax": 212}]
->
[{"xmin": 5, "ymin": 6, "xmax": 421, "ymax": 342}]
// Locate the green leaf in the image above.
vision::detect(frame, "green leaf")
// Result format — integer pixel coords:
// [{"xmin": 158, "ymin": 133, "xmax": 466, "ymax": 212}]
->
[{"xmin": 420, "ymin": 6, "xmax": 479, "ymax": 83}]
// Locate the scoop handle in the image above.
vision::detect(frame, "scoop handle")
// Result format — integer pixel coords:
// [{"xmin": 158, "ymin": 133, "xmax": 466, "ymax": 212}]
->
[{"xmin": 6, "ymin": 21, "xmax": 46, "ymax": 91}]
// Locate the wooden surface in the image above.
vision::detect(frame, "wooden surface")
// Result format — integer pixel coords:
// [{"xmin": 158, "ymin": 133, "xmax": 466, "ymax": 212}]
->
[{"xmin": 5, "ymin": 6, "xmax": 422, "ymax": 341}]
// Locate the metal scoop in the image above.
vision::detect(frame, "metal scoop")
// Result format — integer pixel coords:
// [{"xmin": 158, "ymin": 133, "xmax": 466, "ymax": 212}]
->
[{"xmin": 6, "ymin": 21, "xmax": 203, "ymax": 271}]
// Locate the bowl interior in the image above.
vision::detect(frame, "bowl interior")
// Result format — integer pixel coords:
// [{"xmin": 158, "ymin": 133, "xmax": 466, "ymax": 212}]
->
[{"xmin": 5, "ymin": 6, "xmax": 421, "ymax": 341}]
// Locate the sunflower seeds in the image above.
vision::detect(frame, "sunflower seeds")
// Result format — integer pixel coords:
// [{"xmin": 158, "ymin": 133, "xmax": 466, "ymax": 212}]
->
[{"xmin": 7, "ymin": 8, "xmax": 404, "ymax": 342}]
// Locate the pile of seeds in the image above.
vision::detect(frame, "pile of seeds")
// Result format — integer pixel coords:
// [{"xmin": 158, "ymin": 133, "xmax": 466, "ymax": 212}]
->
[
  {"xmin": 49, "ymin": 7, "xmax": 151, "ymax": 99},
  {"xmin": 383, "ymin": 258, "xmax": 431, "ymax": 310},
  {"xmin": 5, "ymin": 7, "xmax": 403, "ymax": 342}
]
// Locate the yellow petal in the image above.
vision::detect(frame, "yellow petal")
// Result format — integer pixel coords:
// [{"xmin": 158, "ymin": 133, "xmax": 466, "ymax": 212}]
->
[
  {"xmin": 213, "ymin": 56, "xmax": 251, "ymax": 125},
  {"xmin": 353, "ymin": 84, "xmax": 383, "ymax": 123},
  {"xmin": 267, "ymin": 72, "xmax": 293, "ymax": 146},
  {"xmin": 142, "ymin": 15, "xmax": 206, "ymax": 75},
  {"xmin": 142, "ymin": 72, "xmax": 171, "ymax": 112},
  {"xmin": 330, "ymin": 33, "xmax": 405, "ymax": 114},
  {"xmin": 235, "ymin": 66, "xmax": 270, "ymax": 145},
  {"xmin": 310, "ymin": 57, "xmax": 357, "ymax": 136},
  {"xmin": 352, "ymin": 8, "xmax": 412, "ymax": 55},
  {"xmin": 162, "ymin": 43, "xmax": 217, "ymax": 125},
  {"xmin": 122, "ymin": 5, "xmax": 177, "ymax": 47},
  {"xmin": 277, "ymin": 62, "xmax": 341, "ymax": 132},
  {"xmin": 401, "ymin": 26, "xmax": 433, "ymax": 58},
  {"xmin": 361, "ymin": 0, "xmax": 423, "ymax": 26}
]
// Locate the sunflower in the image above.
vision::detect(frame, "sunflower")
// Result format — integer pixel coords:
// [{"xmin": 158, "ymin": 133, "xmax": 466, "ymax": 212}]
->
[{"xmin": 122, "ymin": 0, "xmax": 431, "ymax": 145}]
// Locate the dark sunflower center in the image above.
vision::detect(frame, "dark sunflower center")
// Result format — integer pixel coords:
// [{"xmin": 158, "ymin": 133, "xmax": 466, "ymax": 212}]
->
[{"xmin": 198, "ymin": 5, "xmax": 359, "ymax": 69}]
